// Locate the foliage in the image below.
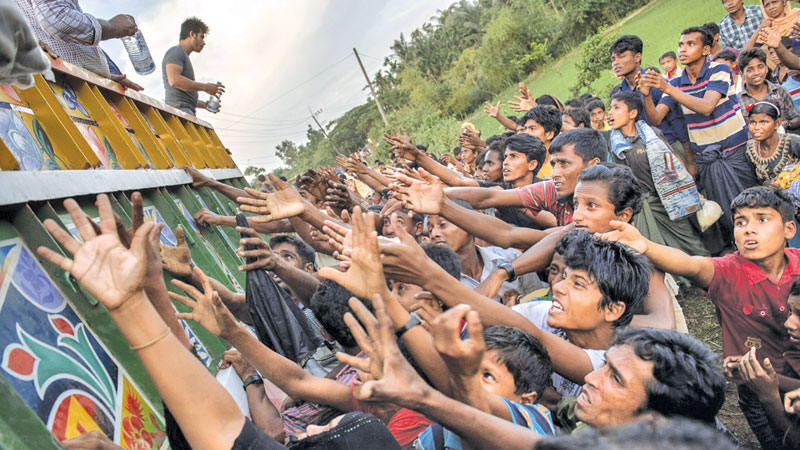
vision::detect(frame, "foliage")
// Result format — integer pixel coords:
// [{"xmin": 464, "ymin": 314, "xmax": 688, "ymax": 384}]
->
[{"xmin": 569, "ymin": 27, "xmax": 619, "ymax": 97}]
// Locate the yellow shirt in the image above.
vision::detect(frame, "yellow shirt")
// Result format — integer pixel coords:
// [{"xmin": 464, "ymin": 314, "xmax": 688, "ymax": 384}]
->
[{"xmin": 538, "ymin": 160, "xmax": 552, "ymax": 179}]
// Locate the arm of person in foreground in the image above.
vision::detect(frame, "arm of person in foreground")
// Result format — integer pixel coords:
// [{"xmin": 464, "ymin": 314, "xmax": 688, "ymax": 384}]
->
[
  {"xmin": 596, "ymin": 220, "xmax": 715, "ymax": 289},
  {"xmin": 445, "ymin": 185, "xmax": 522, "ymax": 210},
  {"xmin": 169, "ymin": 272, "xmax": 355, "ymax": 413},
  {"xmin": 184, "ymin": 166, "xmax": 252, "ymax": 203},
  {"xmin": 338, "ymin": 293, "xmax": 542, "ymax": 450},
  {"xmin": 36, "ymin": 195, "xmax": 250, "ymax": 450},
  {"xmin": 222, "ymin": 349, "xmax": 286, "ymax": 441},
  {"xmin": 194, "ymin": 208, "xmax": 293, "ymax": 234},
  {"xmin": 628, "ymin": 269, "xmax": 676, "ymax": 330},
  {"xmin": 380, "ymin": 218, "xmax": 595, "ymax": 384}
]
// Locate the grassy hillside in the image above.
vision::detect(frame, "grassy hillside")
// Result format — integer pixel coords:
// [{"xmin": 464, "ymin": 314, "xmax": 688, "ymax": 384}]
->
[{"xmin": 467, "ymin": 0, "xmax": 773, "ymax": 133}]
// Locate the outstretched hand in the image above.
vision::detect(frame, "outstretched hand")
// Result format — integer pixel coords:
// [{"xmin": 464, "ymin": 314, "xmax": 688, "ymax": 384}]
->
[
  {"xmin": 594, "ymin": 220, "xmax": 648, "ymax": 254},
  {"xmin": 380, "ymin": 213, "xmax": 431, "ymax": 284},
  {"xmin": 236, "ymin": 173, "xmax": 305, "ymax": 222},
  {"xmin": 431, "ymin": 305, "xmax": 485, "ymax": 380},
  {"xmin": 484, "ymin": 101, "xmax": 500, "ymax": 118},
  {"xmin": 161, "ymin": 226, "xmax": 193, "ymax": 278},
  {"xmin": 235, "ymin": 226, "xmax": 279, "ymax": 271},
  {"xmin": 739, "ymin": 347, "xmax": 779, "ymax": 400},
  {"xmin": 508, "ymin": 82, "xmax": 536, "ymax": 112},
  {"xmin": 170, "ymin": 266, "xmax": 239, "ymax": 338},
  {"xmin": 390, "ymin": 168, "xmax": 446, "ymax": 214},
  {"xmin": 336, "ymin": 294, "xmax": 431, "ymax": 407},
  {"xmin": 37, "ymin": 195, "xmax": 153, "ymax": 310}
]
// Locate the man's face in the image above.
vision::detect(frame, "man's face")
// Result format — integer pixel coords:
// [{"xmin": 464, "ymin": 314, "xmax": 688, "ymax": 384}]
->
[
  {"xmin": 271, "ymin": 242, "xmax": 308, "ymax": 289},
  {"xmin": 723, "ymin": 0, "xmax": 744, "ymax": 14},
  {"xmin": 785, "ymin": 295, "xmax": 800, "ymax": 345},
  {"xmin": 382, "ymin": 213, "xmax": 418, "ymax": 239},
  {"xmin": 678, "ymin": 32, "xmax": 709, "ymax": 65},
  {"xmin": 562, "ymin": 114, "xmax": 577, "ymax": 131},
  {"xmin": 522, "ymin": 119, "xmax": 552, "ymax": 147},
  {"xmin": 590, "ymin": 108, "xmax": 606, "ymax": 130},
  {"xmin": 546, "ymin": 253, "xmax": 567, "ymax": 286},
  {"xmin": 547, "ymin": 267, "xmax": 609, "ymax": 332},
  {"xmin": 573, "ymin": 181, "xmax": 631, "ymax": 233},
  {"xmin": 743, "ymin": 57, "xmax": 768, "ymax": 88},
  {"xmin": 429, "ymin": 215, "xmax": 471, "ymax": 253},
  {"xmin": 503, "ymin": 149, "xmax": 534, "ymax": 183},
  {"xmin": 461, "ymin": 147, "xmax": 478, "ymax": 165},
  {"xmin": 575, "ymin": 345, "xmax": 654, "ymax": 427},
  {"xmin": 732, "ymin": 207, "xmax": 796, "ymax": 262},
  {"xmin": 611, "ymin": 50, "xmax": 641, "ymax": 79},
  {"xmin": 483, "ymin": 149, "xmax": 503, "ymax": 182},
  {"xmin": 763, "ymin": 0, "xmax": 786, "ymax": 19},
  {"xmin": 388, "ymin": 279, "xmax": 425, "ymax": 311},
  {"xmin": 659, "ymin": 56, "xmax": 677, "ymax": 74},
  {"xmin": 550, "ymin": 144, "xmax": 589, "ymax": 197},
  {"xmin": 607, "ymin": 99, "xmax": 636, "ymax": 130},
  {"xmin": 189, "ymin": 31, "xmax": 206, "ymax": 53}
]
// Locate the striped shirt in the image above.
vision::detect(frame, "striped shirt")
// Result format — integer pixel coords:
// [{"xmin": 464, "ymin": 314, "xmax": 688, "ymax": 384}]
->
[
  {"xmin": 659, "ymin": 61, "xmax": 748, "ymax": 156},
  {"xmin": 782, "ymin": 76, "xmax": 800, "ymax": 110},
  {"xmin": 515, "ymin": 180, "xmax": 573, "ymax": 226}
]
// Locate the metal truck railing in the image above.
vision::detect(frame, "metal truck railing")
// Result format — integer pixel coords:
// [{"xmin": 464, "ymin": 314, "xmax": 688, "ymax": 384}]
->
[{"xmin": 0, "ymin": 57, "xmax": 248, "ymax": 450}]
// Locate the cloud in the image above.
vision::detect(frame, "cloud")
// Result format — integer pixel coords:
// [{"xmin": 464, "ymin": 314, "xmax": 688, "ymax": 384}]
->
[{"xmin": 81, "ymin": 0, "xmax": 452, "ymax": 171}]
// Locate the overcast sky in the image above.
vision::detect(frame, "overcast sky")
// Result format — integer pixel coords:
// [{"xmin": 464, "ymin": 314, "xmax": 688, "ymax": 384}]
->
[{"xmin": 81, "ymin": 0, "xmax": 453, "ymax": 171}]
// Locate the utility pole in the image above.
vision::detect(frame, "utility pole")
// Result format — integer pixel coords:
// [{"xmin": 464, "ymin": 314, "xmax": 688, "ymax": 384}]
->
[
  {"xmin": 353, "ymin": 47, "xmax": 390, "ymax": 128},
  {"xmin": 308, "ymin": 106, "xmax": 342, "ymax": 156}
]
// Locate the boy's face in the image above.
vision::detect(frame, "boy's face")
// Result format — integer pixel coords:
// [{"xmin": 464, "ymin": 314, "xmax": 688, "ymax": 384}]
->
[
  {"xmin": 546, "ymin": 253, "xmax": 567, "ymax": 286},
  {"xmin": 479, "ymin": 349, "xmax": 528, "ymax": 402},
  {"xmin": 575, "ymin": 345, "xmax": 653, "ymax": 427},
  {"xmin": 733, "ymin": 207, "xmax": 796, "ymax": 261},
  {"xmin": 388, "ymin": 279, "xmax": 425, "ymax": 311},
  {"xmin": 590, "ymin": 108, "xmax": 606, "ymax": 129},
  {"xmin": 429, "ymin": 215, "xmax": 471, "ymax": 253},
  {"xmin": 483, "ymin": 149, "xmax": 503, "ymax": 182},
  {"xmin": 548, "ymin": 266, "xmax": 611, "ymax": 332},
  {"xmin": 611, "ymin": 50, "xmax": 641, "ymax": 79},
  {"xmin": 522, "ymin": 119, "xmax": 553, "ymax": 146},
  {"xmin": 785, "ymin": 295, "xmax": 800, "ymax": 345},
  {"xmin": 743, "ymin": 57, "xmax": 768, "ymax": 88},
  {"xmin": 607, "ymin": 99, "xmax": 637, "ymax": 130},
  {"xmin": 573, "ymin": 181, "xmax": 632, "ymax": 233},
  {"xmin": 461, "ymin": 147, "xmax": 478, "ymax": 165},
  {"xmin": 562, "ymin": 114, "xmax": 577, "ymax": 131},
  {"xmin": 660, "ymin": 56, "xmax": 677, "ymax": 74},
  {"xmin": 550, "ymin": 144, "xmax": 591, "ymax": 198},
  {"xmin": 503, "ymin": 149, "xmax": 535, "ymax": 183},
  {"xmin": 678, "ymin": 32, "xmax": 709, "ymax": 65}
]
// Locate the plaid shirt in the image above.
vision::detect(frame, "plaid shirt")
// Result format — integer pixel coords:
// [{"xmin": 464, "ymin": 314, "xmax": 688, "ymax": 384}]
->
[
  {"xmin": 15, "ymin": 0, "xmax": 110, "ymax": 77},
  {"xmin": 718, "ymin": 5, "xmax": 764, "ymax": 51}
]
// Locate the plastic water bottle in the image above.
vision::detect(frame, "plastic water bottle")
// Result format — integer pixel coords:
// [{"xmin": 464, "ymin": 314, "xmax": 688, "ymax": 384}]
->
[
  {"xmin": 207, "ymin": 82, "xmax": 222, "ymax": 112},
  {"xmin": 121, "ymin": 30, "xmax": 155, "ymax": 75}
]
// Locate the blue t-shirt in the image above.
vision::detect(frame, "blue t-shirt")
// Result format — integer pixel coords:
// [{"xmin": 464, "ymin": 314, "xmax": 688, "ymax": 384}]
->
[{"xmin": 783, "ymin": 76, "xmax": 800, "ymax": 110}]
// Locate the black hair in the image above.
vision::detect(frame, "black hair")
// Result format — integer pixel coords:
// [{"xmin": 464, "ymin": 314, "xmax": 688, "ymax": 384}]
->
[
  {"xmin": 557, "ymin": 230, "xmax": 651, "ymax": 327},
  {"xmin": 585, "ymin": 98, "xmax": 606, "ymax": 112},
  {"xmin": 565, "ymin": 98, "xmax": 585, "ymax": 109},
  {"xmin": 452, "ymin": 146, "xmax": 462, "ymax": 156},
  {"xmin": 422, "ymin": 243, "xmax": 462, "ymax": 279},
  {"xmin": 416, "ymin": 144, "xmax": 428, "ymax": 152},
  {"xmin": 610, "ymin": 91, "xmax": 644, "ymax": 120},
  {"xmin": 288, "ymin": 411, "xmax": 400, "ymax": 450},
  {"xmin": 476, "ymin": 149, "xmax": 489, "ymax": 167},
  {"xmin": 577, "ymin": 164, "xmax": 644, "ymax": 216},
  {"xmin": 483, "ymin": 326, "xmax": 552, "ymax": 397},
  {"xmin": 609, "ymin": 35, "xmax": 643, "ymax": 56},
  {"xmin": 659, "ymin": 51, "xmax": 677, "ymax": 62},
  {"xmin": 310, "ymin": 280, "xmax": 369, "ymax": 349},
  {"xmin": 749, "ymin": 99, "xmax": 781, "ymax": 120},
  {"xmin": 535, "ymin": 94, "xmax": 564, "ymax": 111},
  {"xmin": 681, "ymin": 26, "xmax": 713, "ymax": 47},
  {"xmin": 702, "ymin": 22, "xmax": 720, "ymax": 37},
  {"xmin": 579, "ymin": 92, "xmax": 594, "ymax": 102},
  {"xmin": 737, "ymin": 47, "xmax": 767, "ymax": 72},
  {"xmin": 534, "ymin": 417, "xmax": 735, "ymax": 450},
  {"xmin": 270, "ymin": 234, "xmax": 317, "ymax": 270},
  {"xmin": 506, "ymin": 115, "xmax": 520, "ymax": 124},
  {"xmin": 180, "ymin": 17, "xmax": 209, "ymax": 40},
  {"xmin": 522, "ymin": 106, "xmax": 563, "ymax": 139},
  {"xmin": 613, "ymin": 328, "xmax": 726, "ymax": 424},
  {"xmin": 563, "ymin": 108, "xmax": 591, "ymax": 128},
  {"xmin": 712, "ymin": 49, "xmax": 737, "ymax": 63},
  {"xmin": 484, "ymin": 134, "xmax": 505, "ymax": 147},
  {"xmin": 450, "ymin": 198, "xmax": 474, "ymax": 211},
  {"xmin": 505, "ymin": 133, "xmax": 547, "ymax": 171},
  {"xmin": 550, "ymin": 128, "xmax": 608, "ymax": 163},
  {"xmin": 644, "ymin": 66, "xmax": 661, "ymax": 74},
  {"xmin": 730, "ymin": 186, "xmax": 796, "ymax": 223},
  {"xmin": 791, "ymin": 278, "xmax": 800, "ymax": 296}
]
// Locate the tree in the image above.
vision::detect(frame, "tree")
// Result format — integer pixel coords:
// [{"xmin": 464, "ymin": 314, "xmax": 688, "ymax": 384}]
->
[
  {"xmin": 244, "ymin": 166, "xmax": 267, "ymax": 189},
  {"xmin": 569, "ymin": 27, "xmax": 618, "ymax": 97}
]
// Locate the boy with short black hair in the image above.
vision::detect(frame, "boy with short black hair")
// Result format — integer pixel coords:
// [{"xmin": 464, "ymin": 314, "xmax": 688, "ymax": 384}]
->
[
  {"xmin": 585, "ymin": 98, "xmax": 608, "ymax": 131},
  {"xmin": 519, "ymin": 106, "xmax": 563, "ymax": 178},
  {"xmin": 598, "ymin": 185, "xmax": 800, "ymax": 448},
  {"xmin": 562, "ymin": 108, "xmax": 590, "ymax": 131},
  {"xmin": 659, "ymin": 51, "xmax": 682, "ymax": 80}
]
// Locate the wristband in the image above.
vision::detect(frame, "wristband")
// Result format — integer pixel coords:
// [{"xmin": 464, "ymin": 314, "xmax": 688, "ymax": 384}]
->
[
  {"xmin": 395, "ymin": 313, "xmax": 422, "ymax": 338},
  {"xmin": 243, "ymin": 373, "xmax": 264, "ymax": 390},
  {"xmin": 499, "ymin": 262, "xmax": 516, "ymax": 282}
]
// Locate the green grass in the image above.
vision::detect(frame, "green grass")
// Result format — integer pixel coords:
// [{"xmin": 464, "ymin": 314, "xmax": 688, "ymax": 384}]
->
[{"xmin": 466, "ymin": 0, "xmax": 775, "ymax": 134}]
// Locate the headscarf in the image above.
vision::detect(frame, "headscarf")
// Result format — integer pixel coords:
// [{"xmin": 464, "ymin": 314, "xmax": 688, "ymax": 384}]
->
[
  {"xmin": 761, "ymin": 0, "xmax": 800, "ymax": 37},
  {"xmin": 288, "ymin": 412, "xmax": 401, "ymax": 450}
]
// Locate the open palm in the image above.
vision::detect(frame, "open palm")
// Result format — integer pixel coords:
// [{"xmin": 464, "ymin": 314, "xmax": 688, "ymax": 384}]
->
[
  {"xmin": 393, "ymin": 169, "xmax": 444, "ymax": 214},
  {"xmin": 237, "ymin": 174, "xmax": 305, "ymax": 222}
]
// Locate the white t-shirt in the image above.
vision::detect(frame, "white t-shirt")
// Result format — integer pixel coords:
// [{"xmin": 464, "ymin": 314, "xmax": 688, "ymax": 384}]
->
[{"xmin": 512, "ymin": 301, "xmax": 607, "ymax": 397}]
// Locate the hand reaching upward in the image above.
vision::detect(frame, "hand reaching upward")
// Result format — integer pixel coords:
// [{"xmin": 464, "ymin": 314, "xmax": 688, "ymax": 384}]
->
[
  {"xmin": 170, "ymin": 266, "xmax": 239, "ymax": 338},
  {"xmin": 236, "ymin": 173, "xmax": 305, "ymax": 222},
  {"xmin": 37, "ymin": 195, "xmax": 153, "ymax": 310},
  {"xmin": 594, "ymin": 220, "xmax": 648, "ymax": 254},
  {"xmin": 390, "ymin": 168, "xmax": 445, "ymax": 215}
]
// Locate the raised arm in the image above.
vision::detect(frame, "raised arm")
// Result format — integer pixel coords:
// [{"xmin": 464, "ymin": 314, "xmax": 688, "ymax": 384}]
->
[
  {"xmin": 485, "ymin": 101, "xmax": 518, "ymax": 132},
  {"xmin": 444, "ymin": 186, "xmax": 522, "ymax": 209},
  {"xmin": 596, "ymin": 220, "xmax": 715, "ymax": 289},
  {"xmin": 194, "ymin": 208, "xmax": 293, "ymax": 234},
  {"xmin": 183, "ymin": 166, "xmax": 250, "ymax": 203}
]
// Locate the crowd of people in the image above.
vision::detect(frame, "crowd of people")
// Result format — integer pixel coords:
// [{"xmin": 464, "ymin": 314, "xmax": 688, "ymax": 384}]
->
[{"xmin": 35, "ymin": 1, "xmax": 800, "ymax": 449}]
